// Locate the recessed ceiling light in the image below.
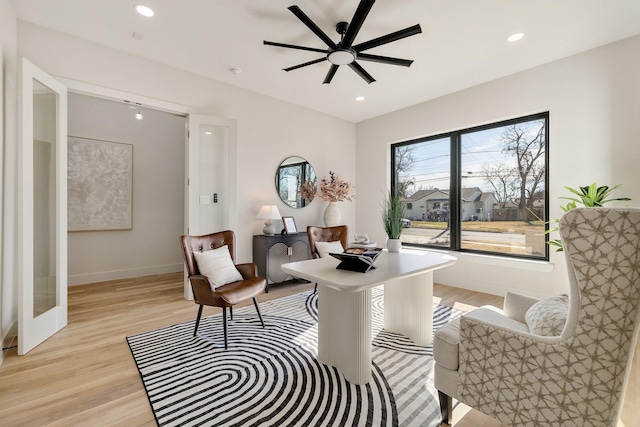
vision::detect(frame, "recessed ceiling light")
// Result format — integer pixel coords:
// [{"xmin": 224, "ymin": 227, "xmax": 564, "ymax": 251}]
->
[
  {"xmin": 205, "ymin": 131, "xmax": 213, "ymax": 135},
  {"xmin": 135, "ymin": 5, "xmax": 154, "ymax": 17},
  {"xmin": 507, "ymin": 32, "xmax": 524, "ymax": 42},
  {"xmin": 355, "ymin": 96, "xmax": 365, "ymax": 102}
]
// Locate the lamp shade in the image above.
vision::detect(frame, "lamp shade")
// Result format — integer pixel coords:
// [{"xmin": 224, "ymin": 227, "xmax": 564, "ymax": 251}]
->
[
  {"xmin": 257, "ymin": 205, "xmax": 281, "ymax": 236},
  {"xmin": 256, "ymin": 205, "xmax": 281, "ymax": 220}
]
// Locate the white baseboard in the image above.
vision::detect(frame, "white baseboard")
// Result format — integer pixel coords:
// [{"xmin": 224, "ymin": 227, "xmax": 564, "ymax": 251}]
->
[
  {"xmin": 68, "ymin": 263, "xmax": 183, "ymax": 286},
  {"xmin": 2, "ymin": 321, "xmax": 18, "ymax": 364},
  {"xmin": 434, "ymin": 271, "xmax": 553, "ymax": 300},
  {"xmin": 435, "ymin": 271, "xmax": 506, "ymax": 297}
]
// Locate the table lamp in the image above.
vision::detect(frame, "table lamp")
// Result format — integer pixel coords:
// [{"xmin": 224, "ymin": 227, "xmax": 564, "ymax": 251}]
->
[{"xmin": 257, "ymin": 205, "xmax": 281, "ymax": 236}]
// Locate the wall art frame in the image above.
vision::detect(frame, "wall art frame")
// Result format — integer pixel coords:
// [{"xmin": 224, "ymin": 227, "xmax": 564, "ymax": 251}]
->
[
  {"xmin": 67, "ymin": 136, "xmax": 133, "ymax": 231},
  {"xmin": 282, "ymin": 216, "xmax": 298, "ymax": 234}
]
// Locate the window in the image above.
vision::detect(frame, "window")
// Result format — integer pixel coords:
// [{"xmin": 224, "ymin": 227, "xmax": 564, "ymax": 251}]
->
[
  {"xmin": 392, "ymin": 112, "xmax": 548, "ymax": 260},
  {"xmin": 407, "ymin": 202, "xmax": 413, "ymax": 209}
]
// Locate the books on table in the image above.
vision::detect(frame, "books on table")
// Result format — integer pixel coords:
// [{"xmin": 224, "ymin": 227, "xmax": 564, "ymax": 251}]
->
[{"xmin": 329, "ymin": 247, "xmax": 383, "ymax": 273}]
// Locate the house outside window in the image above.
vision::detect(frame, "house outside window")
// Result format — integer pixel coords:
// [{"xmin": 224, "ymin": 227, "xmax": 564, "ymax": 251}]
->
[{"xmin": 392, "ymin": 112, "xmax": 549, "ymax": 260}]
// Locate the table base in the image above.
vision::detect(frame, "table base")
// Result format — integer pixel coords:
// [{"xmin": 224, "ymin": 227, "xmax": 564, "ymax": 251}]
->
[{"xmin": 317, "ymin": 285, "xmax": 372, "ymax": 384}]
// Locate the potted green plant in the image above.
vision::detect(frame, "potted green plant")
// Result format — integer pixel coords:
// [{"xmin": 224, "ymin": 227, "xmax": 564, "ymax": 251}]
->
[
  {"xmin": 382, "ymin": 190, "xmax": 406, "ymax": 252},
  {"xmin": 547, "ymin": 183, "xmax": 631, "ymax": 251}
]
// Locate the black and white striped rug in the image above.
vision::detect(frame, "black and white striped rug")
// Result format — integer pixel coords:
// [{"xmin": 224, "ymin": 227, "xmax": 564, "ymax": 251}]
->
[{"xmin": 127, "ymin": 289, "xmax": 462, "ymax": 427}]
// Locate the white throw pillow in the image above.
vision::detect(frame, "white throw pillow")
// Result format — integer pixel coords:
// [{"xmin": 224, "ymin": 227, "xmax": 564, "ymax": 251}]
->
[
  {"xmin": 525, "ymin": 295, "xmax": 569, "ymax": 336},
  {"xmin": 193, "ymin": 245, "xmax": 243, "ymax": 290},
  {"xmin": 315, "ymin": 240, "xmax": 345, "ymax": 258}
]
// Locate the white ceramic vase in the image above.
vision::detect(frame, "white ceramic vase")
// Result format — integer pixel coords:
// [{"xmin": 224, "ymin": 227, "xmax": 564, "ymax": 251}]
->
[
  {"xmin": 323, "ymin": 202, "xmax": 341, "ymax": 227},
  {"xmin": 387, "ymin": 238, "xmax": 402, "ymax": 252}
]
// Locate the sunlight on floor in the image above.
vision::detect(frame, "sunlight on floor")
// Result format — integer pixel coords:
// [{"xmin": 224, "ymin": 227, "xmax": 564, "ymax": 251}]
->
[{"xmin": 453, "ymin": 302, "xmax": 479, "ymax": 312}]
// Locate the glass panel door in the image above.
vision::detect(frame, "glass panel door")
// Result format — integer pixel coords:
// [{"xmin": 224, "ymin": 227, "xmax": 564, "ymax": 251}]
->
[
  {"xmin": 19, "ymin": 58, "xmax": 67, "ymax": 355},
  {"xmin": 33, "ymin": 79, "xmax": 57, "ymax": 317}
]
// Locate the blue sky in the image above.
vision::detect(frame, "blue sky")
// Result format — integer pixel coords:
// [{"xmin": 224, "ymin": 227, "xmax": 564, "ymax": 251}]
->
[{"xmin": 400, "ymin": 120, "xmax": 544, "ymax": 196}]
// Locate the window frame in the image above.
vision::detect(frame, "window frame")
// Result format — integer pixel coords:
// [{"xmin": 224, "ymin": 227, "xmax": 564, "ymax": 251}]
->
[{"xmin": 391, "ymin": 112, "xmax": 549, "ymax": 261}]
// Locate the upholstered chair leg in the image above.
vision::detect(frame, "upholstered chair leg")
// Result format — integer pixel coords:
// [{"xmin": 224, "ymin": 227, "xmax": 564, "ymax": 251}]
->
[
  {"xmin": 253, "ymin": 297, "xmax": 265, "ymax": 328},
  {"xmin": 438, "ymin": 391, "xmax": 452, "ymax": 426},
  {"xmin": 314, "ymin": 283, "xmax": 317, "ymax": 293},
  {"xmin": 194, "ymin": 304, "xmax": 204, "ymax": 337},
  {"xmin": 222, "ymin": 307, "xmax": 228, "ymax": 349},
  {"xmin": 230, "ymin": 306, "xmax": 233, "ymax": 321}
]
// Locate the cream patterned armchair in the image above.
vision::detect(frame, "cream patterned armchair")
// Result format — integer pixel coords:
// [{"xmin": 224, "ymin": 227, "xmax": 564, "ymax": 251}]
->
[{"xmin": 434, "ymin": 208, "xmax": 640, "ymax": 426}]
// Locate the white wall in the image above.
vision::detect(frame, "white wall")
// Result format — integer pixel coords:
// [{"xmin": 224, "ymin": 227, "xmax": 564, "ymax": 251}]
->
[
  {"xmin": 16, "ymin": 21, "xmax": 356, "ymax": 265},
  {"xmin": 67, "ymin": 93, "xmax": 186, "ymax": 284},
  {"xmin": 1, "ymin": 0, "xmax": 18, "ymax": 358},
  {"xmin": 14, "ymin": 15, "xmax": 639, "ymax": 318},
  {"xmin": 356, "ymin": 35, "xmax": 640, "ymax": 298}
]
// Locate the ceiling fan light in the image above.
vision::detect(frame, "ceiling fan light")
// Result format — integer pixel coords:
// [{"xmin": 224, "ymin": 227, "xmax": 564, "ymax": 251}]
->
[
  {"xmin": 328, "ymin": 49, "xmax": 356, "ymax": 65},
  {"xmin": 508, "ymin": 32, "xmax": 524, "ymax": 42},
  {"xmin": 135, "ymin": 5, "xmax": 154, "ymax": 17}
]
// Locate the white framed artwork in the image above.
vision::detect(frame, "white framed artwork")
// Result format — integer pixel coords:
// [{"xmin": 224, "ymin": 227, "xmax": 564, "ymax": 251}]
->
[
  {"xmin": 282, "ymin": 216, "xmax": 298, "ymax": 234},
  {"xmin": 68, "ymin": 136, "xmax": 133, "ymax": 231}
]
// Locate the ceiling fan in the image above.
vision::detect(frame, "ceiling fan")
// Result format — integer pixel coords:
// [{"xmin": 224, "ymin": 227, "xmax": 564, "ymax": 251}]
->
[{"xmin": 263, "ymin": 0, "xmax": 422, "ymax": 84}]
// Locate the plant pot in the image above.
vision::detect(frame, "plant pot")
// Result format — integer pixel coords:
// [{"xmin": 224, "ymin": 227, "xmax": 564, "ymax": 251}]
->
[
  {"xmin": 387, "ymin": 238, "xmax": 402, "ymax": 252},
  {"xmin": 324, "ymin": 202, "xmax": 341, "ymax": 227}
]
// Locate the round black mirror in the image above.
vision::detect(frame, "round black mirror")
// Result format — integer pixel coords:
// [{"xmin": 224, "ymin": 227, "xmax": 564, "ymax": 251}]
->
[{"xmin": 275, "ymin": 156, "xmax": 317, "ymax": 208}]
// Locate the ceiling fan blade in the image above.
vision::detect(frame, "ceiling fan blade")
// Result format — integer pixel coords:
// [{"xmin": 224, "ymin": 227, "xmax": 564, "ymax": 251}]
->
[
  {"xmin": 323, "ymin": 65, "xmax": 339, "ymax": 84},
  {"xmin": 357, "ymin": 53, "xmax": 413, "ymax": 67},
  {"xmin": 283, "ymin": 57, "xmax": 328, "ymax": 72},
  {"xmin": 288, "ymin": 5, "xmax": 337, "ymax": 49},
  {"xmin": 341, "ymin": 0, "xmax": 376, "ymax": 48},
  {"xmin": 349, "ymin": 62, "xmax": 375, "ymax": 84},
  {"xmin": 353, "ymin": 24, "xmax": 422, "ymax": 52},
  {"xmin": 263, "ymin": 41, "xmax": 328, "ymax": 54}
]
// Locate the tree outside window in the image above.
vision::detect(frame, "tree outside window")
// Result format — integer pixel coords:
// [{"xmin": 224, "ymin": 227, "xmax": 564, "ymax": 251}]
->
[{"xmin": 392, "ymin": 113, "xmax": 549, "ymax": 260}]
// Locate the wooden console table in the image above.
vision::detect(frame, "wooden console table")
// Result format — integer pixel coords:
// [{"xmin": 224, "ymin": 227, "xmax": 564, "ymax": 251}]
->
[{"xmin": 252, "ymin": 234, "xmax": 310, "ymax": 292}]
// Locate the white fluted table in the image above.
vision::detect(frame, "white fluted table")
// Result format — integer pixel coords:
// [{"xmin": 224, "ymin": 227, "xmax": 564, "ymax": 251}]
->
[{"xmin": 281, "ymin": 249, "xmax": 457, "ymax": 384}]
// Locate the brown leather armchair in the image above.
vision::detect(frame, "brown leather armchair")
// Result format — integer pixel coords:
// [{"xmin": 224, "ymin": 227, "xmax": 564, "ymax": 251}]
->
[
  {"xmin": 180, "ymin": 230, "xmax": 265, "ymax": 349},
  {"xmin": 306, "ymin": 225, "xmax": 349, "ymax": 259},
  {"xmin": 306, "ymin": 225, "xmax": 348, "ymax": 292}
]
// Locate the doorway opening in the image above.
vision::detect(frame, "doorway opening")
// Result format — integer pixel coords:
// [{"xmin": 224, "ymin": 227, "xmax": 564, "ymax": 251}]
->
[{"xmin": 67, "ymin": 93, "xmax": 187, "ymax": 286}]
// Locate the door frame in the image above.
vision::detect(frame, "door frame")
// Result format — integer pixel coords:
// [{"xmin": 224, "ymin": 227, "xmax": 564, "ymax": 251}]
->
[
  {"xmin": 56, "ymin": 78, "xmax": 238, "ymax": 300},
  {"xmin": 186, "ymin": 114, "xmax": 238, "ymax": 235},
  {"xmin": 185, "ymin": 115, "xmax": 238, "ymax": 299}
]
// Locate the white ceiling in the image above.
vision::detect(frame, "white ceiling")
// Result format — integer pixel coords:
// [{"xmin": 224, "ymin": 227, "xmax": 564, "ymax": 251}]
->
[{"xmin": 14, "ymin": 0, "xmax": 640, "ymax": 123}]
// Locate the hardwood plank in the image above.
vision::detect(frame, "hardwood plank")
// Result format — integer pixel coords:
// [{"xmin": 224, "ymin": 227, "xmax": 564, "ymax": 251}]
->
[{"xmin": 0, "ymin": 273, "xmax": 635, "ymax": 426}]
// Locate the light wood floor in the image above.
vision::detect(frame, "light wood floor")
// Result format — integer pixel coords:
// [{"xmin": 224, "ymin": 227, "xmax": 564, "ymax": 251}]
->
[{"xmin": 0, "ymin": 273, "xmax": 637, "ymax": 426}]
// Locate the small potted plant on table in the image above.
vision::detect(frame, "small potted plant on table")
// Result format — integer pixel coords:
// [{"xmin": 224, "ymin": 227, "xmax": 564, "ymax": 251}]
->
[{"xmin": 382, "ymin": 191, "xmax": 406, "ymax": 252}]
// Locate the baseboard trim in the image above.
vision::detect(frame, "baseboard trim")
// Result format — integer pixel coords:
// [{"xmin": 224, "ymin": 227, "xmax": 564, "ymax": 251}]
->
[
  {"xmin": 434, "ymin": 271, "xmax": 553, "ymax": 300},
  {"xmin": 2, "ymin": 321, "xmax": 18, "ymax": 364},
  {"xmin": 68, "ymin": 263, "xmax": 183, "ymax": 286}
]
